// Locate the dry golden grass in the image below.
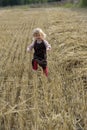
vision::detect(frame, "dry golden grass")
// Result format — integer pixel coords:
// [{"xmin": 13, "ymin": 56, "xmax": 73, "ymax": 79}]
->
[{"xmin": 0, "ymin": 7, "xmax": 87, "ymax": 130}]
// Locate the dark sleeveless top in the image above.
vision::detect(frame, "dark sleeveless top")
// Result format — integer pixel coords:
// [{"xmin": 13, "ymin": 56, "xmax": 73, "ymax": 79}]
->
[{"xmin": 33, "ymin": 40, "xmax": 47, "ymax": 60}]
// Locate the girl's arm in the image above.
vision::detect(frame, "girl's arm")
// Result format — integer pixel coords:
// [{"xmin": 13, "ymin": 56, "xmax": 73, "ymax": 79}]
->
[
  {"xmin": 27, "ymin": 42, "xmax": 34, "ymax": 52},
  {"xmin": 44, "ymin": 40, "xmax": 51, "ymax": 50}
]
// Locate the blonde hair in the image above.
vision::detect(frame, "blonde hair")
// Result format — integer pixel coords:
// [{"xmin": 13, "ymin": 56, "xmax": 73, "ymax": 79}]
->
[{"xmin": 32, "ymin": 28, "xmax": 46, "ymax": 39}]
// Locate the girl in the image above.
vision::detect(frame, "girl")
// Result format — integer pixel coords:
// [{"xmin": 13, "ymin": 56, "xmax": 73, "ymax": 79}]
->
[{"xmin": 27, "ymin": 28, "xmax": 51, "ymax": 77}]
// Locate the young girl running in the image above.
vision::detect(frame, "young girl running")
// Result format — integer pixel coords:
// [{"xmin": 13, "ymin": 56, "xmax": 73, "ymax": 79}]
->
[{"xmin": 27, "ymin": 28, "xmax": 51, "ymax": 77}]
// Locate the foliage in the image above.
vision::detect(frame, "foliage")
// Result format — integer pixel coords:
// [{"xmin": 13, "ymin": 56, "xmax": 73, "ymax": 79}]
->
[
  {"xmin": 63, "ymin": 3, "xmax": 74, "ymax": 8},
  {"xmin": 0, "ymin": 0, "xmax": 61, "ymax": 6},
  {"xmin": 80, "ymin": 0, "xmax": 87, "ymax": 7}
]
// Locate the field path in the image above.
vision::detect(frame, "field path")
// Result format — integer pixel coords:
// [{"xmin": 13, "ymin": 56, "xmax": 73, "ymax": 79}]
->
[{"xmin": 0, "ymin": 7, "xmax": 87, "ymax": 130}]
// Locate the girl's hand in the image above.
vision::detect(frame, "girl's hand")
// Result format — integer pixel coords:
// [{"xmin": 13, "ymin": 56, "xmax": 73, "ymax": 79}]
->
[
  {"xmin": 27, "ymin": 47, "xmax": 31, "ymax": 52},
  {"xmin": 47, "ymin": 47, "xmax": 51, "ymax": 51}
]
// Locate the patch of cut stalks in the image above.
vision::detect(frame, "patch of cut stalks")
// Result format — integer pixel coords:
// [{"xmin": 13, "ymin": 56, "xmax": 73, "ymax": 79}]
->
[{"xmin": 0, "ymin": 7, "xmax": 87, "ymax": 130}]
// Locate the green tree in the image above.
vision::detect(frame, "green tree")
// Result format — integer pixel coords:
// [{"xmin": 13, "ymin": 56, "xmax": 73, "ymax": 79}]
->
[
  {"xmin": 80, "ymin": 0, "xmax": 87, "ymax": 7},
  {"xmin": 0, "ymin": 0, "xmax": 3, "ymax": 6},
  {"xmin": 2, "ymin": 0, "xmax": 10, "ymax": 6}
]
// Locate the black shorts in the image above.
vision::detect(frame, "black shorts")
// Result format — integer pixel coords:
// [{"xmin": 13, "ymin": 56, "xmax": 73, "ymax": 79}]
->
[{"xmin": 32, "ymin": 58, "xmax": 47, "ymax": 69}]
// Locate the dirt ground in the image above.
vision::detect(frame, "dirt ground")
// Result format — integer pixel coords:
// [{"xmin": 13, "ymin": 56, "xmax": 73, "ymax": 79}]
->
[{"xmin": 0, "ymin": 7, "xmax": 87, "ymax": 130}]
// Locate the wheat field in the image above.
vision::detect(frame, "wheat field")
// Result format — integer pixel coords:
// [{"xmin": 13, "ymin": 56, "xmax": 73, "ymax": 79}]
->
[{"xmin": 0, "ymin": 7, "xmax": 87, "ymax": 130}]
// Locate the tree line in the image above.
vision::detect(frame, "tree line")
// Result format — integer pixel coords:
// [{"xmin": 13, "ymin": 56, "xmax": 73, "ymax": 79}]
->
[
  {"xmin": 0, "ymin": 0, "xmax": 87, "ymax": 7},
  {"xmin": 0, "ymin": 0, "xmax": 61, "ymax": 6}
]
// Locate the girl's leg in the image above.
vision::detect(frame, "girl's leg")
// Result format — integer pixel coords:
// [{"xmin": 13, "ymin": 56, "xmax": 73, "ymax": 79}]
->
[
  {"xmin": 32, "ymin": 59, "xmax": 38, "ymax": 70},
  {"xmin": 43, "ymin": 67, "xmax": 48, "ymax": 77}
]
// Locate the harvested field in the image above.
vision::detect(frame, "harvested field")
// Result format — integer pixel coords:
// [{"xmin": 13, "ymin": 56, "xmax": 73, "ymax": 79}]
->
[{"xmin": 0, "ymin": 7, "xmax": 87, "ymax": 130}]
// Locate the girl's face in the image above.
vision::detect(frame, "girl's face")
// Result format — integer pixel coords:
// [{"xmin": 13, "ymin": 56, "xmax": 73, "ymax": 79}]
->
[{"xmin": 34, "ymin": 33, "xmax": 43, "ymax": 40}]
